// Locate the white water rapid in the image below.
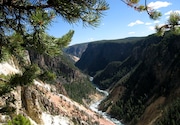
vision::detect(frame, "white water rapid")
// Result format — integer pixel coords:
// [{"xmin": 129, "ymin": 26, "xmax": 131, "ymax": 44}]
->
[{"xmin": 89, "ymin": 77, "xmax": 123, "ymax": 125}]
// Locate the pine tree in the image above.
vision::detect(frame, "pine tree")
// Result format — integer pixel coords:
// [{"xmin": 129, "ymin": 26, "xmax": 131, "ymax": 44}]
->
[
  {"xmin": 0, "ymin": 0, "xmax": 109, "ymax": 61},
  {"xmin": 0, "ymin": 0, "xmax": 109, "ymax": 87}
]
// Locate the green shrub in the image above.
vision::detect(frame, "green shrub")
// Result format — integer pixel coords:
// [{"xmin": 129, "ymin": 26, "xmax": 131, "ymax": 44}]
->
[
  {"xmin": 64, "ymin": 80, "xmax": 96, "ymax": 104},
  {"xmin": 156, "ymin": 98, "xmax": 180, "ymax": 125},
  {"xmin": 0, "ymin": 83, "xmax": 11, "ymax": 96},
  {"xmin": 0, "ymin": 47, "xmax": 11, "ymax": 62},
  {"xmin": 110, "ymin": 97, "xmax": 145, "ymax": 124},
  {"xmin": 9, "ymin": 64, "xmax": 40, "ymax": 86},
  {"xmin": 5, "ymin": 115, "xmax": 31, "ymax": 125},
  {"xmin": 39, "ymin": 70, "xmax": 56, "ymax": 83}
]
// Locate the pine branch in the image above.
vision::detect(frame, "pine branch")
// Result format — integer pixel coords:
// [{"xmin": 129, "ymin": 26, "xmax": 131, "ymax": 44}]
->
[{"xmin": 1, "ymin": 1, "xmax": 51, "ymax": 10}]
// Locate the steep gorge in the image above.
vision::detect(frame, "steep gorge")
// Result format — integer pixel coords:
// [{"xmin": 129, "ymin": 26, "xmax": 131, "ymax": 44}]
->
[
  {"xmin": 0, "ymin": 61, "xmax": 116, "ymax": 125},
  {"xmin": 73, "ymin": 33, "xmax": 180, "ymax": 125},
  {"xmin": 75, "ymin": 37, "xmax": 144, "ymax": 76},
  {"xmin": 0, "ymin": 51, "xmax": 115, "ymax": 125}
]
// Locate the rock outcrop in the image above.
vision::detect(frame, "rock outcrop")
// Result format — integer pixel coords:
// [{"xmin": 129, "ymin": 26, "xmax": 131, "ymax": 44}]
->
[
  {"xmin": 0, "ymin": 61, "xmax": 115, "ymax": 125},
  {"xmin": 64, "ymin": 43, "xmax": 88, "ymax": 58},
  {"xmin": 28, "ymin": 51, "xmax": 86, "ymax": 84}
]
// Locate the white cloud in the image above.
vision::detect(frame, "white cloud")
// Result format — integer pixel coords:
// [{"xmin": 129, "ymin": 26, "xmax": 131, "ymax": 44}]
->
[
  {"xmin": 148, "ymin": 1, "xmax": 172, "ymax": 10},
  {"xmin": 148, "ymin": 26, "xmax": 155, "ymax": 31},
  {"xmin": 128, "ymin": 20, "xmax": 144, "ymax": 27},
  {"xmin": 165, "ymin": 10, "xmax": 172, "ymax": 16},
  {"xmin": 165, "ymin": 10, "xmax": 180, "ymax": 15},
  {"xmin": 145, "ymin": 22, "xmax": 152, "ymax": 25},
  {"xmin": 128, "ymin": 32, "xmax": 135, "ymax": 35},
  {"xmin": 165, "ymin": 16, "xmax": 169, "ymax": 19},
  {"xmin": 154, "ymin": 20, "xmax": 160, "ymax": 24},
  {"xmin": 164, "ymin": 10, "xmax": 180, "ymax": 19}
]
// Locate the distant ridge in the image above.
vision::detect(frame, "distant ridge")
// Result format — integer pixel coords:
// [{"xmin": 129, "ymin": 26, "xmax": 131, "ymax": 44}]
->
[{"xmin": 75, "ymin": 37, "xmax": 145, "ymax": 76}]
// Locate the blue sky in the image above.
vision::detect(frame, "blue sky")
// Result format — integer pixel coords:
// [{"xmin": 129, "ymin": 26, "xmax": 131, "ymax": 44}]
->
[{"xmin": 46, "ymin": 0, "xmax": 180, "ymax": 46}]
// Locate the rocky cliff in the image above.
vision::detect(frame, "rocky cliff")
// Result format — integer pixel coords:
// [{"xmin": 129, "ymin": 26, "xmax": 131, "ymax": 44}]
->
[
  {"xmin": 0, "ymin": 60, "xmax": 115, "ymax": 125},
  {"xmin": 28, "ymin": 51, "xmax": 85, "ymax": 84},
  {"xmin": 93, "ymin": 35, "xmax": 161, "ymax": 90},
  {"xmin": 75, "ymin": 37, "xmax": 144, "ymax": 76},
  {"xmin": 64, "ymin": 43, "xmax": 88, "ymax": 58}
]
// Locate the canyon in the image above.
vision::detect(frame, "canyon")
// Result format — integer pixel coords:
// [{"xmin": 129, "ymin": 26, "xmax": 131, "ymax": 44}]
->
[{"xmin": 0, "ymin": 61, "xmax": 115, "ymax": 125}]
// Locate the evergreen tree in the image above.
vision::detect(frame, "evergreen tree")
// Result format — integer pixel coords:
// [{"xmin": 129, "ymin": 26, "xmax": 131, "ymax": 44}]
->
[
  {"xmin": 0, "ymin": 0, "xmax": 109, "ymax": 60},
  {"xmin": 0, "ymin": 0, "xmax": 109, "ymax": 86}
]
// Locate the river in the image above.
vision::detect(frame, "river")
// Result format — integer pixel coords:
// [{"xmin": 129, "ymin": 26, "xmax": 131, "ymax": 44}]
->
[{"xmin": 89, "ymin": 87, "xmax": 123, "ymax": 125}]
